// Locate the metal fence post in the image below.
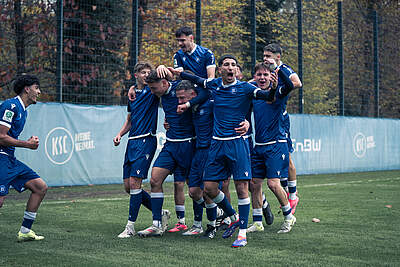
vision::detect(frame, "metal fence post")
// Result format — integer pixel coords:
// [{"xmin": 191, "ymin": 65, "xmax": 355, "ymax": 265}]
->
[
  {"xmin": 373, "ymin": 10, "xmax": 379, "ymax": 118},
  {"xmin": 250, "ymin": 0, "xmax": 256, "ymax": 73},
  {"xmin": 297, "ymin": 0, "xmax": 303, "ymax": 114},
  {"xmin": 338, "ymin": 1, "xmax": 344, "ymax": 116},
  {"xmin": 56, "ymin": 0, "xmax": 63, "ymax": 102},
  {"xmin": 196, "ymin": 0, "xmax": 201, "ymax": 45}
]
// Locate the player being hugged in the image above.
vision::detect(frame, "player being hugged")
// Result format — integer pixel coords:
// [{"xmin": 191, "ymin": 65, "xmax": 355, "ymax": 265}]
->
[{"xmin": 0, "ymin": 74, "xmax": 48, "ymax": 242}]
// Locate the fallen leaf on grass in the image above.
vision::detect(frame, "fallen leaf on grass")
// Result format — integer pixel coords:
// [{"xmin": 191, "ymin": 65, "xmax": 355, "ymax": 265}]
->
[
  {"xmin": 385, "ymin": 205, "xmax": 392, "ymax": 208},
  {"xmin": 312, "ymin": 218, "xmax": 320, "ymax": 223}
]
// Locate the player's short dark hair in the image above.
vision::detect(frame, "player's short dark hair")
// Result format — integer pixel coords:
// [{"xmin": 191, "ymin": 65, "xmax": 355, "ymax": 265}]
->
[
  {"xmin": 175, "ymin": 26, "xmax": 193, "ymax": 38},
  {"xmin": 218, "ymin": 54, "xmax": 238, "ymax": 67},
  {"xmin": 237, "ymin": 64, "xmax": 243, "ymax": 72},
  {"xmin": 263, "ymin": 43, "xmax": 282, "ymax": 55},
  {"xmin": 134, "ymin": 62, "xmax": 153, "ymax": 73},
  {"xmin": 176, "ymin": 80, "xmax": 196, "ymax": 92},
  {"xmin": 145, "ymin": 70, "xmax": 163, "ymax": 84},
  {"xmin": 13, "ymin": 74, "xmax": 40, "ymax": 95},
  {"xmin": 254, "ymin": 62, "xmax": 270, "ymax": 73}
]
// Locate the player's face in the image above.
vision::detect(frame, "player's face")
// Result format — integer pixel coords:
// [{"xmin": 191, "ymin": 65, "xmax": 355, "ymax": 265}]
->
[
  {"xmin": 219, "ymin": 58, "xmax": 237, "ymax": 84},
  {"xmin": 148, "ymin": 80, "xmax": 168, "ymax": 97},
  {"xmin": 26, "ymin": 83, "xmax": 41, "ymax": 104},
  {"xmin": 176, "ymin": 34, "xmax": 194, "ymax": 53},
  {"xmin": 235, "ymin": 67, "xmax": 244, "ymax": 80},
  {"xmin": 176, "ymin": 89, "xmax": 195, "ymax": 104},
  {"xmin": 263, "ymin": 51, "xmax": 280, "ymax": 64},
  {"xmin": 135, "ymin": 68, "xmax": 151, "ymax": 87},
  {"xmin": 254, "ymin": 68, "xmax": 271, "ymax": 90}
]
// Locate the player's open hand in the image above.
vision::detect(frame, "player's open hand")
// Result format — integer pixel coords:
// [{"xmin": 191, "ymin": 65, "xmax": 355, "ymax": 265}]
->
[
  {"xmin": 113, "ymin": 135, "xmax": 121, "ymax": 146},
  {"xmin": 27, "ymin": 136, "xmax": 39, "ymax": 150},
  {"xmin": 128, "ymin": 85, "xmax": 136, "ymax": 101},
  {"xmin": 176, "ymin": 103, "xmax": 188, "ymax": 114},
  {"xmin": 167, "ymin": 67, "xmax": 182, "ymax": 77},
  {"xmin": 235, "ymin": 120, "xmax": 250, "ymax": 136},
  {"xmin": 156, "ymin": 65, "xmax": 172, "ymax": 79},
  {"xmin": 270, "ymin": 72, "xmax": 278, "ymax": 89}
]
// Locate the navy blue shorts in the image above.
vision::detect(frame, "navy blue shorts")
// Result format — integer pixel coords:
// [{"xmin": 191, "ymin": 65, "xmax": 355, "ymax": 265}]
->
[
  {"xmin": 204, "ymin": 137, "xmax": 251, "ymax": 182},
  {"xmin": 123, "ymin": 136, "xmax": 157, "ymax": 179},
  {"xmin": 251, "ymin": 142, "xmax": 289, "ymax": 179},
  {"xmin": 188, "ymin": 147, "xmax": 209, "ymax": 188},
  {"xmin": 0, "ymin": 154, "xmax": 40, "ymax": 196},
  {"xmin": 153, "ymin": 140, "xmax": 195, "ymax": 182}
]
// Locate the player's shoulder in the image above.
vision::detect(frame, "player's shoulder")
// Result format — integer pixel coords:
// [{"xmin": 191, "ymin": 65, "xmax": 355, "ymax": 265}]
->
[
  {"xmin": 238, "ymin": 80, "xmax": 257, "ymax": 89},
  {"xmin": 196, "ymin": 45, "xmax": 214, "ymax": 55},
  {"xmin": 0, "ymin": 97, "xmax": 18, "ymax": 110},
  {"xmin": 174, "ymin": 49, "xmax": 184, "ymax": 58},
  {"xmin": 281, "ymin": 63, "xmax": 295, "ymax": 75}
]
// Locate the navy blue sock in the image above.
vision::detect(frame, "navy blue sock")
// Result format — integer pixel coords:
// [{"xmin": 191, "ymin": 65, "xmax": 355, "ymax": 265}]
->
[
  {"xmin": 141, "ymin": 189, "xmax": 152, "ymax": 210},
  {"xmin": 205, "ymin": 203, "xmax": 217, "ymax": 222},
  {"xmin": 238, "ymin": 198, "xmax": 250, "ymax": 229},
  {"xmin": 151, "ymin": 192, "xmax": 164, "ymax": 221},
  {"xmin": 212, "ymin": 191, "xmax": 235, "ymax": 217},
  {"xmin": 21, "ymin": 211, "xmax": 36, "ymax": 230},
  {"xmin": 128, "ymin": 189, "xmax": 142, "ymax": 222},
  {"xmin": 193, "ymin": 200, "xmax": 203, "ymax": 222}
]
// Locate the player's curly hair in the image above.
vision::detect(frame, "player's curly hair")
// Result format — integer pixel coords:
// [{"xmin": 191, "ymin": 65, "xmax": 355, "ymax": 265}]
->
[
  {"xmin": 218, "ymin": 54, "xmax": 238, "ymax": 67},
  {"xmin": 13, "ymin": 74, "xmax": 40, "ymax": 95},
  {"xmin": 134, "ymin": 62, "xmax": 153, "ymax": 74}
]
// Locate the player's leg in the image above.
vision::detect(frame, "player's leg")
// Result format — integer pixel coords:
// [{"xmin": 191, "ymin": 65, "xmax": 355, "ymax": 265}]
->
[
  {"xmin": 182, "ymin": 186, "xmax": 204, "ymax": 235},
  {"xmin": 230, "ymin": 179, "xmax": 250, "ymax": 247},
  {"xmin": 288, "ymin": 153, "xmax": 299, "ymax": 214},
  {"xmin": 0, "ymin": 195, "xmax": 5, "ymax": 208},
  {"xmin": 119, "ymin": 177, "xmax": 145, "ymax": 238},
  {"xmin": 17, "ymin": 177, "xmax": 48, "ymax": 242},
  {"xmin": 168, "ymin": 180, "xmax": 188, "ymax": 232},
  {"xmin": 265, "ymin": 143, "xmax": 296, "ymax": 234},
  {"xmin": 203, "ymin": 195, "xmax": 217, "ymax": 238},
  {"xmin": 247, "ymin": 178, "xmax": 264, "ymax": 233},
  {"xmin": 218, "ymin": 177, "xmax": 232, "ymax": 229},
  {"xmin": 137, "ymin": 167, "xmax": 170, "ymax": 237}
]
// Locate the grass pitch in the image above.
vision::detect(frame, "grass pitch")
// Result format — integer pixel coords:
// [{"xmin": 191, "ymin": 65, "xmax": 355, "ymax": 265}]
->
[{"xmin": 1, "ymin": 170, "xmax": 399, "ymax": 266}]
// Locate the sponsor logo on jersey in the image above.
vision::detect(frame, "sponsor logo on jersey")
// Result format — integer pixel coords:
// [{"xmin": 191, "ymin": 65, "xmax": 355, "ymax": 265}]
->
[{"xmin": 2, "ymin": 109, "xmax": 14, "ymax": 123}]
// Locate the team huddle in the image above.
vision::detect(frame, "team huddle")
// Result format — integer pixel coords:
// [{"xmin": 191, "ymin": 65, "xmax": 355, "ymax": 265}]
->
[{"xmin": 0, "ymin": 26, "xmax": 301, "ymax": 248}]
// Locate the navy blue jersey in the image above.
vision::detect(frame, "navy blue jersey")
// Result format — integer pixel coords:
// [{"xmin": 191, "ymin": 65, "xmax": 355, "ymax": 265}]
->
[
  {"xmin": 161, "ymin": 81, "xmax": 195, "ymax": 139},
  {"xmin": 173, "ymin": 45, "xmax": 216, "ymax": 79},
  {"xmin": 253, "ymin": 89, "xmax": 287, "ymax": 143},
  {"xmin": 192, "ymin": 99, "xmax": 213, "ymax": 148},
  {"xmin": 127, "ymin": 85, "xmax": 159, "ymax": 137},
  {"xmin": 204, "ymin": 78, "xmax": 257, "ymax": 138},
  {"xmin": 278, "ymin": 63, "xmax": 296, "ymax": 133},
  {"xmin": 0, "ymin": 96, "xmax": 27, "ymax": 157}
]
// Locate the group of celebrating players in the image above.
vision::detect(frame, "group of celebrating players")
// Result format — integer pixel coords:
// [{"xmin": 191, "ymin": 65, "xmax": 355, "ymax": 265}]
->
[
  {"xmin": 113, "ymin": 26, "xmax": 302, "ymax": 248},
  {"xmin": 0, "ymin": 25, "xmax": 301, "ymax": 248}
]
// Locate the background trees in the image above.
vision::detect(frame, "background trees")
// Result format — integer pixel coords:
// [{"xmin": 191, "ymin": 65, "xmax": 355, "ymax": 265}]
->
[{"xmin": 0, "ymin": 0, "xmax": 398, "ymax": 118}]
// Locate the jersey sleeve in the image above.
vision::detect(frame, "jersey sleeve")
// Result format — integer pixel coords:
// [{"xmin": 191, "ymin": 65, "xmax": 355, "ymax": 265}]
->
[
  {"xmin": 173, "ymin": 52, "xmax": 184, "ymax": 70},
  {"xmin": 0, "ymin": 101, "xmax": 15, "ymax": 128},
  {"xmin": 205, "ymin": 49, "xmax": 216, "ymax": 69},
  {"xmin": 281, "ymin": 64, "xmax": 295, "ymax": 78},
  {"xmin": 127, "ymin": 101, "xmax": 132, "ymax": 113}
]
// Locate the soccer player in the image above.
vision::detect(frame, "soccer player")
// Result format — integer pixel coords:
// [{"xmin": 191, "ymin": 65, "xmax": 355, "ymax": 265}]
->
[
  {"xmin": 263, "ymin": 43, "xmax": 302, "ymax": 213},
  {"xmin": 175, "ymin": 80, "xmax": 249, "ymax": 238},
  {"xmin": 0, "ymin": 74, "xmax": 48, "ymax": 242},
  {"xmin": 113, "ymin": 62, "xmax": 170, "ymax": 238},
  {"xmin": 169, "ymin": 55, "xmax": 279, "ymax": 247},
  {"xmin": 173, "ymin": 26, "xmax": 216, "ymax": 79},
  {"xmin": 137, "ymin": 70, "xmax": 195, "ymax": 237},
  {"xmin": 250, "ymin": 62, "xmax": 297, "ymax": 234}
]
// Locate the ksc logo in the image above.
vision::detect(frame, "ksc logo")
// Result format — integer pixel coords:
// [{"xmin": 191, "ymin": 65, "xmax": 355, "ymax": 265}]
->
[
  {"xmin": 45, "ymin": 127, "xmax": 74, "ymax": 165},
  {"xmin": 353, "ymin": 132, "xmax": 366, "ymax": 158}
]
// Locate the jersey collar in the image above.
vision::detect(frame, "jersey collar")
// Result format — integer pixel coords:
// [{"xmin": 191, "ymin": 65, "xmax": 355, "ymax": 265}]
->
[
  {"xmin": 187, "ymin": 44, "xmax": 197, "ymax": 55},
  {"xmin": 16, "ymin": 95, "xmax": 26, "ymax": 111},
  {"xmin": 165, "ymin": 82, "xmax": 172, "ymax": 95},
  {"xmin": 221, "ymin": 78, "xmax": 237, "ymax": 88}
]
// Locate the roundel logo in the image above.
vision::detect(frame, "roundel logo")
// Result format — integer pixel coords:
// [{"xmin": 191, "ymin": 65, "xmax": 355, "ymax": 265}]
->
[
  {"xmin": 45, "ymin": 127, "xmax": 74, "ymax": 165},
  {"xmin": 353, "ymin": 132, "xmax": 366, "ymax": 158}
]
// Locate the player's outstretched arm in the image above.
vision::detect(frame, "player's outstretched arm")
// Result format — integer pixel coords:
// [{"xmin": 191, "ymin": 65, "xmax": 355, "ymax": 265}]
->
[
  {"xmin": 113, "ymin": 114, "xmax": 132, "ymax": 146},
  {"xmin": 0, "ymin": 125, "xmax": 39, "ymax": 150}
]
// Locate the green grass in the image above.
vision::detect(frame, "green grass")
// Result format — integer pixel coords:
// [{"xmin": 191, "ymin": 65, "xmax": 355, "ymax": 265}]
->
[{"xmin": 1, "ymin": 170, "xmax": 400, "ymax": 266}]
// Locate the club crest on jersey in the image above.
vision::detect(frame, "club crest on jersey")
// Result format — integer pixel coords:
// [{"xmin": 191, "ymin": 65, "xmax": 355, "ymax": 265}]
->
[
  {"xmin": 145, "ymin": 154, "xmax": 150, "ymax": 160},
  {"xmin": 3, "ymin": 109, "xmax": 14, "ymax": 123},
  {"xmin": 231, "ymin": 88, "xmax": 237, "ymax": 94},
  {"xmin": 0, "ymin": 185, "xmax": 5, "ymax": 193}
]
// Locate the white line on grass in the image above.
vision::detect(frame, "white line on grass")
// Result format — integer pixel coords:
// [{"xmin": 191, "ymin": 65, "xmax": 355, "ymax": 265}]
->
[{"xmin": 10, "ymin": 176, "xmax": 400, "ymax": 206}]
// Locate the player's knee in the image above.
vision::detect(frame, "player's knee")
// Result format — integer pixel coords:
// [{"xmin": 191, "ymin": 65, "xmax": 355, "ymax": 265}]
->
[
  {"xmin": 38, "ymin": 184, "xmax": 48, "ymax": 197},
  {"xmin": 189, "ymin": 187, "xmax": 201, "ymax": 199},
  {"xmin": 267, "ymin": 179, "xmax": 280, "ymax": 192}
]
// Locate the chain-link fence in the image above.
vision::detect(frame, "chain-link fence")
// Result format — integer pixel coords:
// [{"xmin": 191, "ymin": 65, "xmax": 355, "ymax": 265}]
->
[{"xmin": 0, "ymin": 0, "xmax": 399, "ymax": 118}]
